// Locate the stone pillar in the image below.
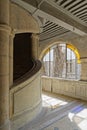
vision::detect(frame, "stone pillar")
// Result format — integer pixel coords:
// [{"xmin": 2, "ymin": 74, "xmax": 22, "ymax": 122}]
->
[
  {"xmin": 9, "ymin": 31, "xmax": 14, "ymax": 88},
  {"xmin": 31, "ymin": 34, "xmax": 39, "ymax": 59},
  {"xmin": 0, "ymin": 0, "xmax": 11, "ymax": 130},
  {"xmin": 80, "ymin": 58, "xmax": 87, "ymax": 81}
]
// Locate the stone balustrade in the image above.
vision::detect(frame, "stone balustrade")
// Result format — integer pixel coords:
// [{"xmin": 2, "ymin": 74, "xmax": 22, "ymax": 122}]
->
[{"xmin": 42, "ymin": 76, "xmax": 87, "ymax": 101}]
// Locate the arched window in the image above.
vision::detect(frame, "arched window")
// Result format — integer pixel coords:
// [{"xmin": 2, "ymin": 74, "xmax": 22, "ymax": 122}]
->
[{"xmin": 42, "ymin": 43, "xmax": 81, "ymax": 80}]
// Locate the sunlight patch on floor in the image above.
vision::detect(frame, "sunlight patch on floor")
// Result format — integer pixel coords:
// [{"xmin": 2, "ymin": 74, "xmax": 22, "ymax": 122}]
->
[
  {"xmin": 42, "ymin": 93, "xmax": 68, "ymax": 109},
  {"xmin": 41, "ymin": 92, "xmax": 87, "ymax": 130},
  {"xmin": 68, "ymin": 106, "xmax": 87, "ymax": 130}
]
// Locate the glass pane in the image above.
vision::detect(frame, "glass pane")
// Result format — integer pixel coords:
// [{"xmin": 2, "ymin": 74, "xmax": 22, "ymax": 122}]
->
[{"xmin": 42, "ymin": 43, "xmax": 80, "ymax": 80}]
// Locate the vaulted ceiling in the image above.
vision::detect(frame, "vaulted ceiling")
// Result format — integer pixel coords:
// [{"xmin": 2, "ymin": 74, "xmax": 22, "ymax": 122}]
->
[{"xmin": 11, "ymin": 0, "xmax": 87, "ymax": 42}]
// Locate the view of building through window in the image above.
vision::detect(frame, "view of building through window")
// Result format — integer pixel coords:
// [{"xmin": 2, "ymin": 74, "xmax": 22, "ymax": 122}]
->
[{"xmin": 42, "ymin": 43, "xmax": 81, "ymax": 79}]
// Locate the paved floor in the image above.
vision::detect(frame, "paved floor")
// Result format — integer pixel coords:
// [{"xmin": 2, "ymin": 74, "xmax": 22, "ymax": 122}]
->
[{"xmin": 19, "ymin": 91, "xmax": 87, "ymax": 130}]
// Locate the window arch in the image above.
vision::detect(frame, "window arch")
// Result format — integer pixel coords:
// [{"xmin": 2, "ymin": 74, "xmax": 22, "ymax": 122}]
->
[{"xmin": 42, "ymin": 43, "xmax": 81, "ymax": 80}]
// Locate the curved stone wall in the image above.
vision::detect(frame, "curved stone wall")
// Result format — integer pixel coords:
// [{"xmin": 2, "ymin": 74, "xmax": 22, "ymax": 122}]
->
[
  {"xmin": 10, "ymin": 60, "xmax": 42, "ymax": 129},
  {"xmin": 10, "ymin": 3, "xmax": 39, "ymax": 33},
  {"xmin": 9, "ymin": 2, "xmax": 42, "ymax": 129}
]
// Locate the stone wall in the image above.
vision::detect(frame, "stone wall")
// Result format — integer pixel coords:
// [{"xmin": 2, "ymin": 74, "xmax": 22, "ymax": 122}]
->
[
  {"xmin": 42, "ymin": 76, "xmax": 87, "ymax": 101},
  {"xmin": 39, "ymin": 35, "xmax": 87, "ymax": 60},
  {"xmin": 10, "ymin": 70, "xmax": 42, "ymax": 129},
  {"xmin": 10, "ymin": 3, "xmax": 39, "ymax": 33},
  {"xmin": 9, "ymin": 3, "xmax": 42, "ymax": 130},
  {"xmin": 9, "ymin": 2, "xmax": 42, "ymax": 130}
]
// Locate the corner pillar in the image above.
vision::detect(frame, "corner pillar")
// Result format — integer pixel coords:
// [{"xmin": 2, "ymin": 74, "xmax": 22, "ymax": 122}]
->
[
  {"xmin": 31, "ymin": 34, "xmax": 39, "ymax": 59},
  {"xmin": 0, "ymin": 26, "xmax": 11, "ymax": 130},
  {"xmin": 0, "ymin": 0, "xmax": 11, "ymax": 130},
  {"xmin": 9, "ymin": 31, "xmax": 15, "ymax": 88},
  {"xmin": 80, "ymin": 58, "xmax": 87, "ymax": 81}
]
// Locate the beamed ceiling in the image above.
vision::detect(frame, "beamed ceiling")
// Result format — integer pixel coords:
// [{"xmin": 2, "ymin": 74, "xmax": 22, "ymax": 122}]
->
[{"xmin": 11, "ymin": 0, "xmax": 87, "ymax": 42}]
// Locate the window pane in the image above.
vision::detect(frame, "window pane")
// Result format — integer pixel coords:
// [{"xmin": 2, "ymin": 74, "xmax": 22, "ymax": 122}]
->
[{"xmin": 42, "ymin": 43, "xmax": 80, "ymax": 80}]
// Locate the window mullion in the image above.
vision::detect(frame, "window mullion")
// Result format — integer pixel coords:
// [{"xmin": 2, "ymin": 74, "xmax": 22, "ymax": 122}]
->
[{"xmin": 66, "ymin": 44, "xmax": 67, "ymax": 78}]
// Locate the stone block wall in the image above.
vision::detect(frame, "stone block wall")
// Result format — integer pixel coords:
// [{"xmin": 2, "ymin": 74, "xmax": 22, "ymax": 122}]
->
[
  {"xmin": 10, "ymin": 70, "xmax": 42, "ymax": 129},
  {"xmin": 42, "ymin": 76, "xmax": 87, "ymax": 101}
]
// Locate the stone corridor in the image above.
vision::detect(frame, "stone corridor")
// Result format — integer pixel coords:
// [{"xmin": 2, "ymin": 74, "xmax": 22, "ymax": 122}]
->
[{"xmin": 19, "ymin": 91, "xmax": 87, "ymax": 130}]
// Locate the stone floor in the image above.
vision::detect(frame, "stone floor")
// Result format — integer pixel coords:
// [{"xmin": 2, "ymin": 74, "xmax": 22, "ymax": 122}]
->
[{"xmin": 19, "ymin": 91, "xmax": 87, "ymax": 130}]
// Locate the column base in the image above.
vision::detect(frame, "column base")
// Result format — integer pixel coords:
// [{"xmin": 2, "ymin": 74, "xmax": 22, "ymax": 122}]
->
[{"xmin": 0, "ymin": 121, "xmax": 10, "ymax": 130}]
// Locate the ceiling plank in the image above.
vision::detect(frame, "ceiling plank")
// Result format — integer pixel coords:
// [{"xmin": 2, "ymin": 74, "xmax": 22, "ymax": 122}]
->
[{"xmin": 11, "ymin": 0, "xmax": 87, "ymax": 36}]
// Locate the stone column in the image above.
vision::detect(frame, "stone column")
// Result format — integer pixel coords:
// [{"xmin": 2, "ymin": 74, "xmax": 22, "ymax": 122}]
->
[
  {"xmin": 80, "ymin": 58, "xmax": 87, "ymax": 81},
  {"xmin": 9, "ymin": 31, "xmax": 14, "ymax": 88},
  {"xmin": 31, "ymin": 34, "xmax": 39, "ymax": 59},
  {"xmin": 0, "ymin": 0, "xmax": 11, "ymax": 130}
]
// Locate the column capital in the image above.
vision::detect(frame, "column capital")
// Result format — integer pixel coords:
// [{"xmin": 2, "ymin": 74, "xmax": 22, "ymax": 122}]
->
[
  {"xmin": 10, "ymin": 29, "xmax": 15, "ymax": 38},
  {"xmin": 0, "ymin": 24, "xmax": 11, "ymax": 34},
  {"xmin": 31, "ymin": 33, "xmax": 39, "ymax": 59},
  {"xmin": 31, "ymin": 33, "xmax": 39, "ymax": 40}
]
